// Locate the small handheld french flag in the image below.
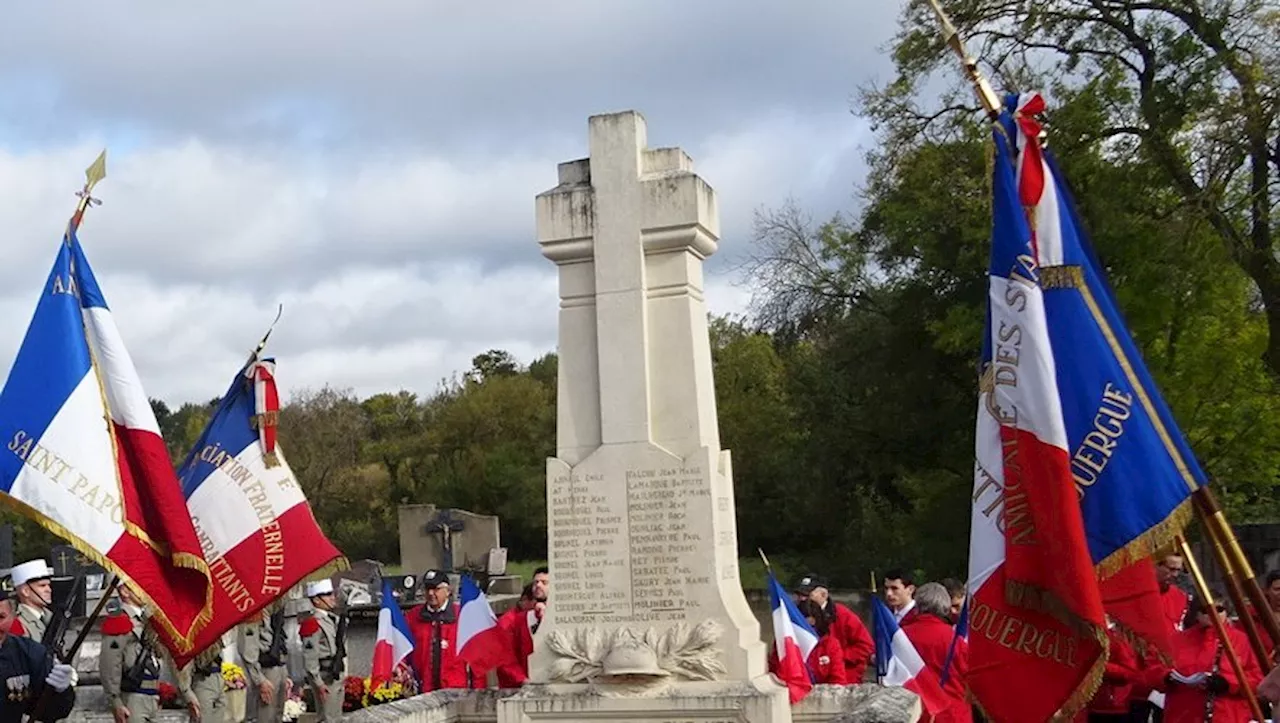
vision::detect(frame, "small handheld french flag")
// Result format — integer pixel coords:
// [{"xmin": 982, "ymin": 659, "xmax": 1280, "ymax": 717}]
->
[
  {"xmin": 768, "ymin": 571, "xmax": 818, "ymax": 704},
  {"xmin": 456, "ymin": 575, "xmax": 517, "ymax": 674},
  {"xmin": 872, "ymin": 596, "xmax": 949, "ymax": 716},
  {"xmin": 371, "ymin": 579, "xmax": 415, "ymax": 686}
]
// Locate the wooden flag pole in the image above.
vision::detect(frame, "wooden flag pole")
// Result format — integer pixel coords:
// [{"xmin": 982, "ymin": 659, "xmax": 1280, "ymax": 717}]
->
[
  {"xmin": 1194, "ymin": 487, "xmax": 1280, "ymax": 654},
  {"xmin": 927, "ymin": 0, "xmax": 1280, "ymax": 669},
  {"xmin": 1190, "ymin": 504, "xmax": 1273, "ymax": 669},
  {"xmin": 1177, "ymin": 535, "xmax": 1266, "ymax": 722}
]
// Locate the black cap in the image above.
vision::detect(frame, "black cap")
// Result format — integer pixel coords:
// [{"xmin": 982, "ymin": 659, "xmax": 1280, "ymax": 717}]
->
[
  {"xmin": 794, "ymin": 574, "xmax": 828, "ymax": 595},
  {"xmin": 421, "ymin": 569, "xmax": 450, "ymax": 590}
]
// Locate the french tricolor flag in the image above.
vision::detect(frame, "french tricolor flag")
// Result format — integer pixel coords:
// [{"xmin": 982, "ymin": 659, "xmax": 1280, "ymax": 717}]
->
[
  {"xmin": 372, "ymin": 579, "xmax": 415, "ymax": 686},
  {"xmin": 0, "ymin": 230, "xmax": 213, "ymax": 661},
  {"xmin": 872, "ymin": 596, "xmax": 949, "ymax": 716},
  {"xmin": 456, "ymin": 575, "xmax": 516, "ymax": 674},
  {"xmin": 174, "ymin": 352, "xmax": 344, "ymax": 665},
  {"xmin": 767, "ymin": 571, "xmax": 817, "ymax": 704}
]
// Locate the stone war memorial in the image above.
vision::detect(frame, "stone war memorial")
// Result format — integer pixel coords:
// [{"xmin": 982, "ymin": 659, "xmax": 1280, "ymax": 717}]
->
[
  {"xmin": 502, "ymin": 110, "xmax": 786, "ymax": 722},
  {"xmin": 346, "ymin": 111, "xmax": 920, "ymax": 723}
]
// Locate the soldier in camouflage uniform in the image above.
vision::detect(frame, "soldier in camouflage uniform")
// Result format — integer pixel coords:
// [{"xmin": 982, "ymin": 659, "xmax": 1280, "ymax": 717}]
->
[
  {"xmin": 8, "ymin": 560, "xmax": 54, "ymax": 642},
  {"xmin": 176, "ymin": 642, "xmax": 227, "ymax": 723},
  {"xmin": 100, "ymin": 586, "xmax": 170, "ymax": 723},
  {"xmin": 300, "ymin": 580, "xmax": 345, "ymax": 722},
  {"xmin": 239, "ymin": 603, "xmax": 289, "ymax": 723}
]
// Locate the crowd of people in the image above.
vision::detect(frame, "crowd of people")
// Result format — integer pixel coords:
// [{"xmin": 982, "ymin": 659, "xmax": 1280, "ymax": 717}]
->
[
  {"xmin": 2, "ymin": 552, "xmax": 1280, "ymax": 723},
  {"xmin": 770, "ymin": 558, "xmax": 1280, "ymax": 723}
]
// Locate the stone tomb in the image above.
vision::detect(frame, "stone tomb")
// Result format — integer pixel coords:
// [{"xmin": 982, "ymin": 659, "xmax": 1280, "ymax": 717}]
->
[
  {"xmin": 500, "ymin": 111, "xmax": 789, "ymax": 723},
  {"xmin": 398, "ymin": 505, "xmax": 502, "ymax": 575}
]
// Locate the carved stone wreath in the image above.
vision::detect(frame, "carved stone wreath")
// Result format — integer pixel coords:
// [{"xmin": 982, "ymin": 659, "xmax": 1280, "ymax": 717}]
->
[{"xmin": 544, "ymin": 619, "xmax": 727, "ymax": 683}]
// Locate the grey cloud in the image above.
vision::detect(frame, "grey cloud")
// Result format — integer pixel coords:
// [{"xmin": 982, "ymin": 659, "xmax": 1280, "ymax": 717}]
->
[
  {"xmin": 0, "ymin": 1, "xmax": 904, "ymax": 403},
  {"xmin": 0, "ymin": 1, "xmax": 902, "ymax": 148}
]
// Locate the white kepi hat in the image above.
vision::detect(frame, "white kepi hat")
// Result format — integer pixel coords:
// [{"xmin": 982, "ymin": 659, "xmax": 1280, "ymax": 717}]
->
[
  {"xmin": 305, "ymin": 579, "xmax": 334, "ymax": 598},
  {"xmin": 11, "ymin": 560, "xmax": 54, "ymax": 587}
]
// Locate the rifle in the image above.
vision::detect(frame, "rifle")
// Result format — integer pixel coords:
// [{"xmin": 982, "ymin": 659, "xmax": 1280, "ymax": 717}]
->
[
  {"xmin": 24, "ymin": 575, "xmax": 118, "ymax": 723},
  {"xmin": 327, "ymin": 614, "xmax": 348, "ymax": 682},
  {"xmin": 39, "ymin": 569, "xmax": 86, "ymax": 662}
]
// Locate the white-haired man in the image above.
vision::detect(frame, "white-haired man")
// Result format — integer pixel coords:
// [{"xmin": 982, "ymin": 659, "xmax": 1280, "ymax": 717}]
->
[{"xmin": 8, "ymin": 560, "xmax": 54, "ymax": 642}]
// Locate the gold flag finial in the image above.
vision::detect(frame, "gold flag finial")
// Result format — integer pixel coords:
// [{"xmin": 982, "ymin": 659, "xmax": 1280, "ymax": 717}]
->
[
  {"xmin": 84, "ymin": 149, "xmax": 107, "ymax": 193},
  {"xmin": 926, "ymin": 0, "xmax": 1002, "ymax": 117},
  {"xmin": 67, "ymin": 149, "xmax": 108, "ymax": 238}
]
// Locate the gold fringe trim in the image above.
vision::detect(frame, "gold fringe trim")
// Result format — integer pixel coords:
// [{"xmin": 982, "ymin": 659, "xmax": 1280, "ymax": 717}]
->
[
  {"xmin": 1109, "ymin": 615, "xmax": 1174, "ymax": 667},
  {"xmin": 1003, "ymin": 580, "xmax": 1110, "ymax": 721},
  {"xmin": 67, "ymin": 248, "xmax": 216, "ymax": 654},
  {"xmin": 1097, "ymin": 499, "xmax": 1194, "ymax": 580},
  {"xmin": 1039, "ymin": 264, "xmax": 1084, "ymax": 291},
  {"xmin": 1051, "ymin": 631, "xmax": 1107, "ymax": 722},
  {"xmin": 0, "ymin": 493, "xmax": 208, "ymax": 655},
  {"xmin": 263, "ymin": 451, "xmax": 280, "ymax": 469}
]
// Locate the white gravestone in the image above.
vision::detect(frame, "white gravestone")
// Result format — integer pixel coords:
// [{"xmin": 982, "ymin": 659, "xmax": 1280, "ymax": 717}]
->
[{"xmin": 500, "ymin": 111, "xmax": 790, "ymax": 723}]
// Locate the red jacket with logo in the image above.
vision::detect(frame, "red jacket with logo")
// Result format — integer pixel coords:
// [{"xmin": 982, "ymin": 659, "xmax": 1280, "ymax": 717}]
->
[{"xmin": 406, "ymin": 603, "xmax": 470, "ymax": 691}]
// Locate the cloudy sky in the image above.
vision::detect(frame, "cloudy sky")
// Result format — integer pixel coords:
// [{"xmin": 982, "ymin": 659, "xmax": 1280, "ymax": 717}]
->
[{"xmin": 0, "ymin": 1, "xmax": 903, "ymax": 405}]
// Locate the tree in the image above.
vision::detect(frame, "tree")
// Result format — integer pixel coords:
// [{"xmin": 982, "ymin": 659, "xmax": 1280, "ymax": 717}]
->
[
  {"xmin": 416, "ymin": 367, "xmax": 554, "ymax": 559},
  {"xmin": 469, "ymin": 350, "xmax": 520, "ymax": 382},
  {"xmin": 870, "ymin": 0, "xmax": 1280, "ymax": 373},
  {"xmin": 277, "ymin": 386, "xmax": 382, "ymax": 558}
]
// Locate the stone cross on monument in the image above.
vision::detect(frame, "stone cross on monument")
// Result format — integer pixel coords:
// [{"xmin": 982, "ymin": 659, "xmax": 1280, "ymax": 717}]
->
[{"xmin": 502, "ymin": 111, "xmax": 789, "ymax": 723}]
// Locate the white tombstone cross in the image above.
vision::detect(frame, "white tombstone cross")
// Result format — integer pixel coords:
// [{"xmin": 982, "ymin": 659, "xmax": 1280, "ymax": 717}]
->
[{"xmin": 508, "ymin": 110, "xmax": 789, "ymax": 723}]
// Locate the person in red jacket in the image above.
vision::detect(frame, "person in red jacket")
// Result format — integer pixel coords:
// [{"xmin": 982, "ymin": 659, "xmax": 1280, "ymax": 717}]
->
[
  {"xmin": 495, "ymin": 584, "xmax": 543, "ymax": 687},
  {"xmin": 1086, "ymin": 619, "xmax": 1139, "ymax": 722},
  {"xmin": 795, "ymin": 574, "xmax": 875, "ymax": 682},
  {"xmin": 406, "ymin": 570, "xmax": 471, "ymax": 692},
  {"xmin": 1147, "ymin": 590, "xmax": 1263, "ymax": 723},
  {"xmin": 767, "ymin": 599, "xmax": 847, "ymax": 685},
  {"xmin": 900, "ymin": 583, "xmax": 969, "ymax": 723},
  {"xmin": 1157, "ymin": 554, "xmax": 1191, "ymax": 631}
]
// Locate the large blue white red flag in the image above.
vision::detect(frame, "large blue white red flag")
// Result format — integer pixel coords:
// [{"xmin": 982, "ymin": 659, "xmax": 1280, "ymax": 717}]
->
[
  {"xmin": 766, "ymin": 571, "xmax": 817, "ymax": 704},
  {"xmin": 175, "ymin": 353, "xmax": 343, "ymax": 664},
  {"xmin": 371, "ymin": 579, "xmax": 415, "ymax": 687},
  {"xmin": 456, "ymin": 574, "xmax": 516, "ymax": 674},
  {"xmin": 871, "ymin": 597, "xmax": 949, "ymax": 717},
  {"xmin": 1006, "ymin": 91, "xmax": 1204, "ymax": 657},
  {"xmin": 0, "ymin": 231, "xmax": 213, "ymax": 655},
  {"xmin": 968, "ymin": 114, "xmax": 1108, "ymax": 721}
]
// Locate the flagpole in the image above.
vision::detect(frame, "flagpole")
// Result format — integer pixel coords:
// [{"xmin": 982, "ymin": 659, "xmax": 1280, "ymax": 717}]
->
[
  {"xmin": 1189, "ymin": 504, "xmax": 1273, "ymax": 668},
  {"xmin": 925, "ymin": 0, "xmax": 1000, "ymax": 119},
  {"xmin": 66, "ymin": 150, "xmax": 108, "ymax": 240},
  {"xmin": 246, "ymin": 303, "xmax": 284, "ymax": 367},
  {"xmin": 927, "ymin": 0, "xmax": 1280, "ymax": 668},
  {"xmin": 1193, "ymin": 487, "xmax": 1280, "ymax": 656},
  {"xmin": 1177, "ymin": 536, "xmax": 1267, "ymax": 722}
]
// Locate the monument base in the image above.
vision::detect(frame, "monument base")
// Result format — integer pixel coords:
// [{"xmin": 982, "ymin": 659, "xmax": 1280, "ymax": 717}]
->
[{"xmin": 498, "ymin": 678, "xmax": 792, "ymax": 723}]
